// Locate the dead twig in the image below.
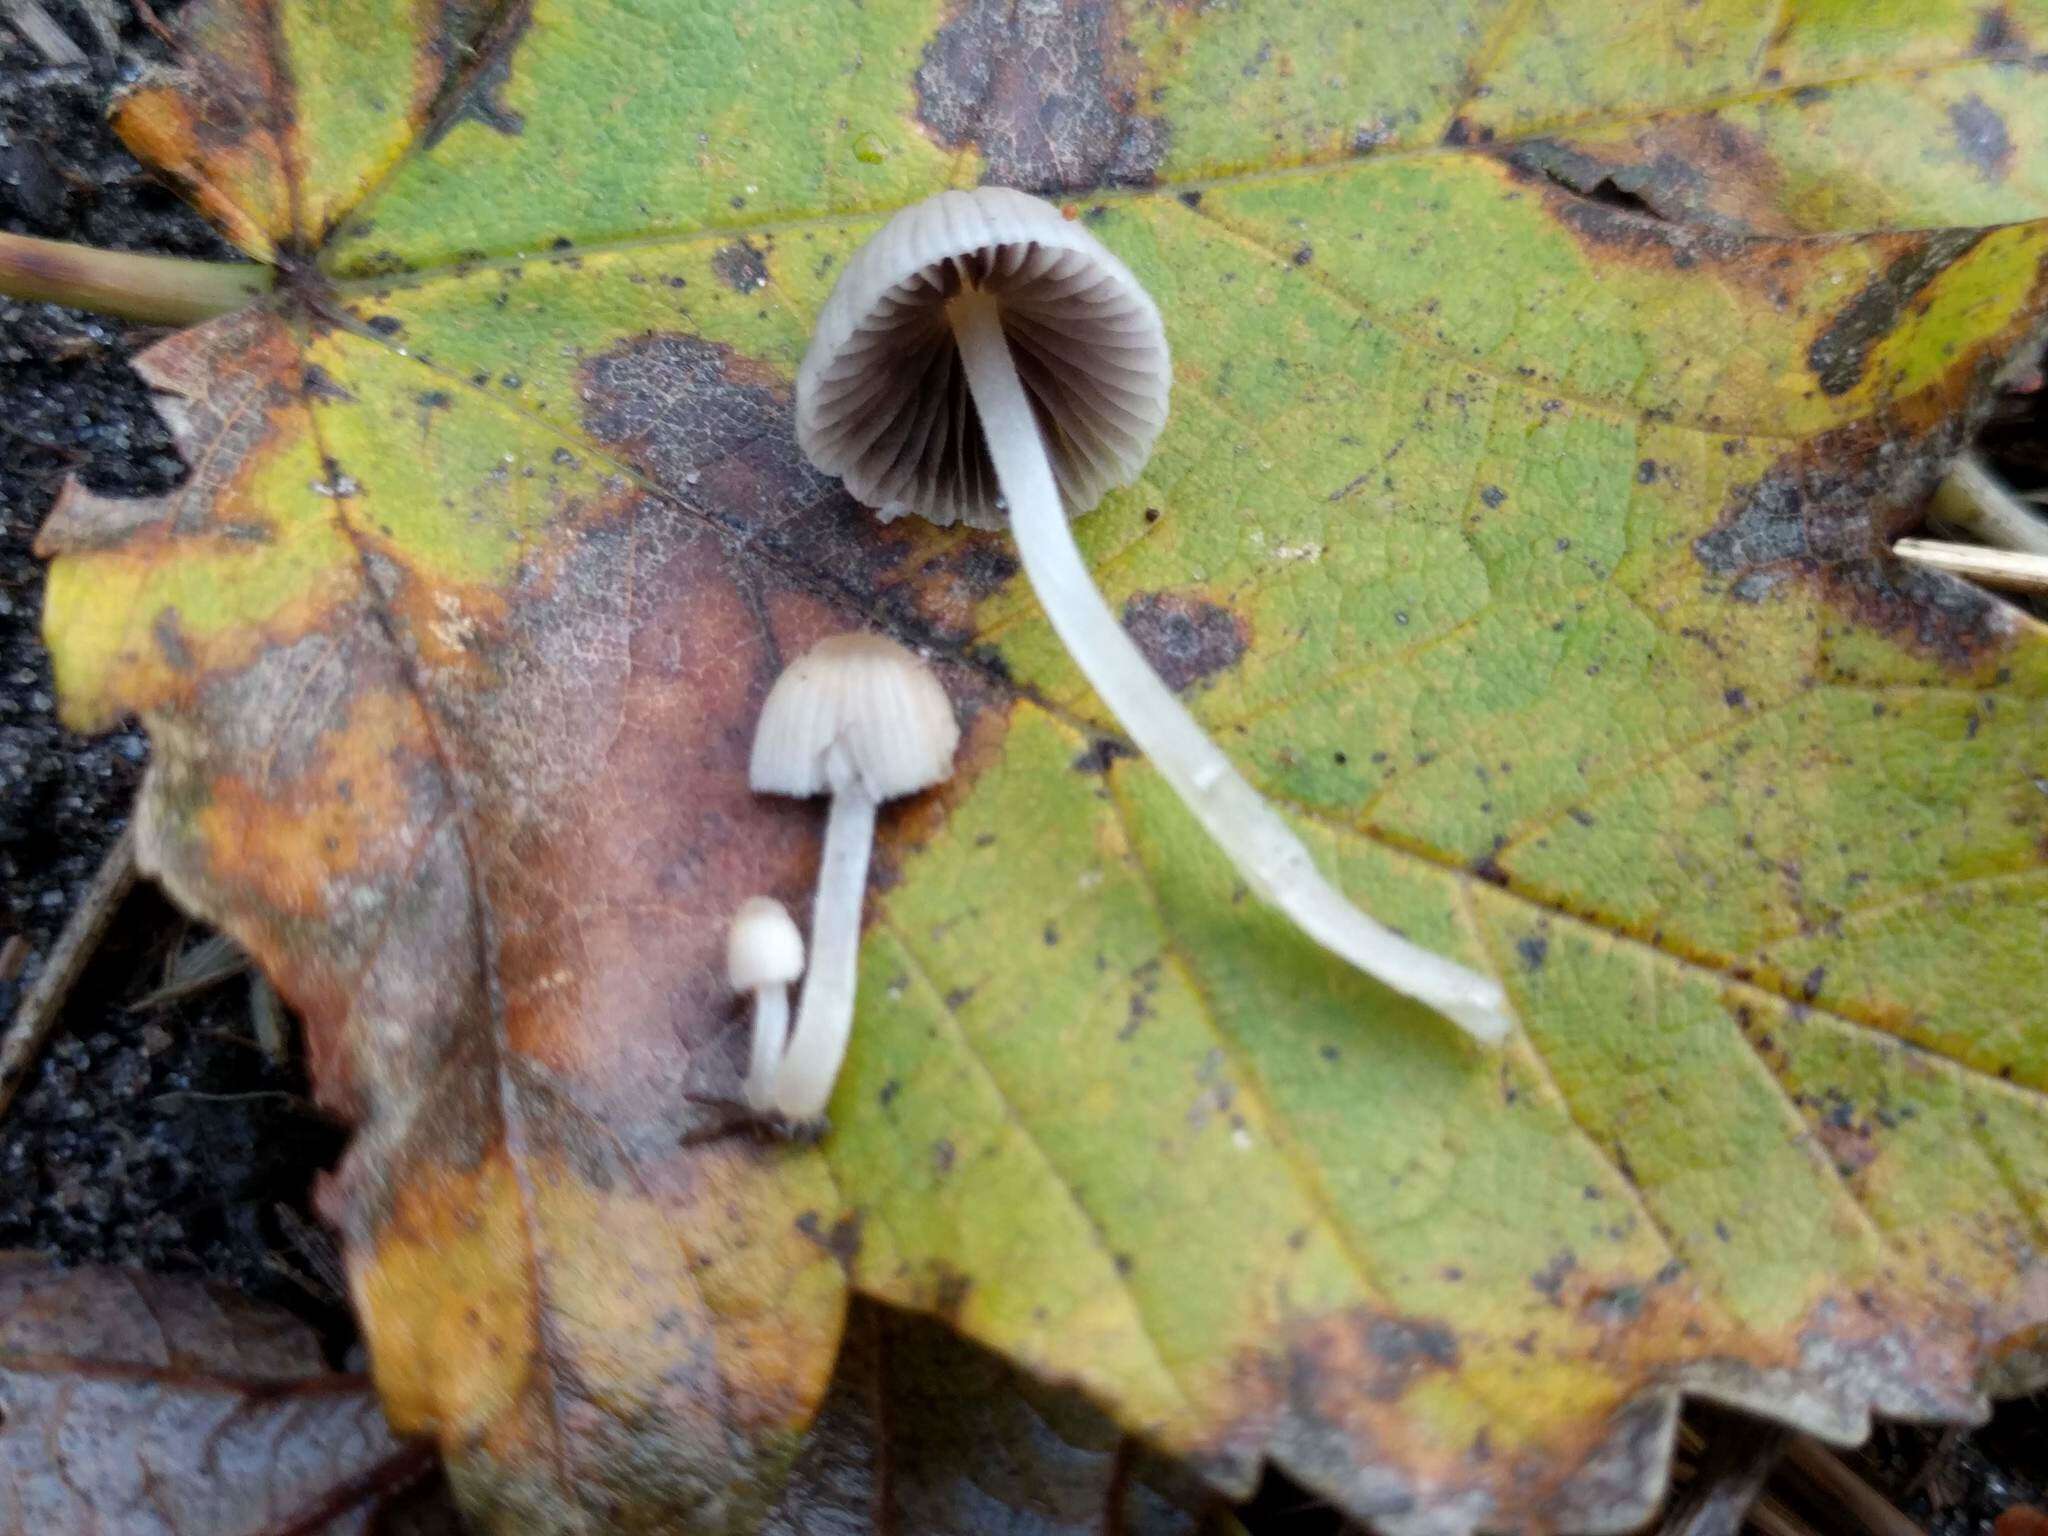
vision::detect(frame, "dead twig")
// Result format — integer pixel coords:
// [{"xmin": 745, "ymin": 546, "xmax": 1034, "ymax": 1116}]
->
[
  {"xmin": 1659, "ymin": 1416, "xmax": 1789, "ymax": 1536},
  {"xmin": 1782, "ymin": 1438, "xmax": 1926, "ymax": 1536},
  {"xmin": 129, "ymin": 929, "xmax": 246, "ymax": 1011},
  {"xmin": 1893, "ymin": 539, "xmax": 2048, "ymax": 595},
  {"xmin": 249, "ymin": 970, "xmax": 290, "ymax": 1065},
  {"xmin": 1934, "ymin": 452, "xmax": 2048, "ymax": 556},
  {"xmin": 1904, "ymin": 1427, "xmax": 1966, "ymax": 1511},
  {"xmin": 71, "ymin": 0, "xmax": 121, "ymax": 52},
  {"xmin": 128, "ymin": 0, "xmax": 173, "ymax": 44},
  {"xmin": 269, "ymin": 1201, "xmax": 348, "ymax": 1306},
  {"xmin": 3, "ymin": 0, "xmax": 86, "ymax": 66},
  {"xmin": 0, "ymin": 826, "xmax": 137, "ymax": 1119},
  {"xmin": 1749, "ymin": 1494, "xmax": 1825, "ymax": 1536}
]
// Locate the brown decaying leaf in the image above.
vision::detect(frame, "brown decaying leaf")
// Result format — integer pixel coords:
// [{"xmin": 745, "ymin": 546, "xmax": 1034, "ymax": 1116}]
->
[
  {"xmin": 766, "ymin": 1299, "xmax": 1212, "ymax": 1536},
  {"xmin": 0, "ymin": 1255, "xmax": 436, "ymax": 1535},
  {"xmin": 34, "ymin": 299, "xmax": 1012, "ymax": 1527}
]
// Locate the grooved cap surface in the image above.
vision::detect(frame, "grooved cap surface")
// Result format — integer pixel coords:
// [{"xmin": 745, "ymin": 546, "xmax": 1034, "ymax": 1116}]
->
[
  {"xmin": 748, "ymin": 633, "xmax": 961, "ymax": 802},
  {"xmin": 797, "ymin": 187, "xmax": 1172, "ymax": 531}
]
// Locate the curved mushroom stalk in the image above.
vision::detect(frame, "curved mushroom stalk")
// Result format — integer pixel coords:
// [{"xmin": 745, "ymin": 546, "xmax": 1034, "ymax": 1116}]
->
[
  {"xmin": 948, "ymin": 298, "xmax": 1510, "ymax": 1042},
  {"xmin": 798, "ymin": 188, "xmax": 1512, "ymax": 1044},
  {"xmin": 773, "ymin": 784, "xmax": 877, "ymax": 1120},
  {"xmin": 745, "ymin": 986, "xmax": 792, "ymax": 1110}
]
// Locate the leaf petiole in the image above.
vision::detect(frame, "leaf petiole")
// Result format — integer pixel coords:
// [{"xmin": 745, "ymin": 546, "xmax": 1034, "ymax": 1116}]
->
[{"xmin": 0, "ymin": 232, "xmax": 269, "ymax": 326}]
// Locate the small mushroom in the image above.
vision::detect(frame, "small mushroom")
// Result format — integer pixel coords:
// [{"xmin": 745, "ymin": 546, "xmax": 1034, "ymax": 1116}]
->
[
  {"xmin": 795, "ymin": 187, "xmax": 1510, "ymax": 1043},
  {"xmin": 750, "ymin": 633, "xmax": 961, "ymax": 1119},
  {"xmin": 726, "ymin": 896, "xmax": 805, "ymax": 1111}
]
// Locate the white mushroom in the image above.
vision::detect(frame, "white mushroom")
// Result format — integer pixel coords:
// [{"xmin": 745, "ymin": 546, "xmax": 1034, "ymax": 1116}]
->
[
  {"xmin": 750, "ymin": 633, "xmax": 961, "ymax": 1119},
  {"xmin": 726, "ymin": 896, "xmax": 805, "ymax": 1111},
  {"xmin": 795, "ymin": 187, "xmax": 1511, "ymax": 1044}
]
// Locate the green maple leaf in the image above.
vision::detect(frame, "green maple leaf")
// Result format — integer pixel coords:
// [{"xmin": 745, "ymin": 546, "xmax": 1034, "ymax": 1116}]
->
[{"xmin": 27, "ymin": 0, "xmax": 2048, "ymax": 1530}]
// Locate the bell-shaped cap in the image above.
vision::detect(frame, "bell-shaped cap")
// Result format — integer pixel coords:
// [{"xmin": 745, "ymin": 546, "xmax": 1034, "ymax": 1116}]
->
[
  {"xmin": 727, "ymin": 896, "xmax": 805, "ymax": 991},
  {"xmin": 796, "ymin": 187, "xmax": 1171, "ymax": 531},
  {"xmin": 749, "ymin": 633, "xmax": 961, "ymax": 802}
]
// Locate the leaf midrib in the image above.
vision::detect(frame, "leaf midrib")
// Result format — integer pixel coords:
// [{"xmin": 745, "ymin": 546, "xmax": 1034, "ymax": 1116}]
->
[{"xmin": 295, "ymin": 328, "xmax": 601, "ymax": 1529}]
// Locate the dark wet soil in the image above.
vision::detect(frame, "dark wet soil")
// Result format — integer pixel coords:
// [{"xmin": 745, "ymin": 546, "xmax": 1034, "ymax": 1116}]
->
[
  {"xmin": 0, "ymin": 3, "xmax": 2039, "ymax": 1531},
  {"xmin": 0, "ymin": 0, "xmax": 351, "ymax": 1343}
]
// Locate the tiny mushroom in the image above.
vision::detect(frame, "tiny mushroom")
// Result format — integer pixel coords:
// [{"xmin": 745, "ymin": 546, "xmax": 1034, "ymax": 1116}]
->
[
  {"xmin": 726, "ymin": 895, "xmax": 805, "ymax": 1111},
  {"xmin": 750, "ymin": 633, "xmax": 960, "ymax": 1120},
  {"xmin": 795, "ymin": 187, "xmax": 1511, "ymax": 1043}
]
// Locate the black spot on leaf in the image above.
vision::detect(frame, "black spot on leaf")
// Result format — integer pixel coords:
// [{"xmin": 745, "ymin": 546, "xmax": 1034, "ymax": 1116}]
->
[
  {"xmin": 1806, "ymin": 229, "xmax": 1984, "ymax": 397},
  {"xmin": 425, "ymin": 0, "xmax": 534, "ymax": 145},
  {"xmin": 711, "ymin": 239, "xmax": 770, "ymax": 294},
  {"xmin": 1948, "ymin": 95, "xmax": 2015, "ymax": 181},
  {"xmin": 1121, "ymin": 590, "xmax": 1248, "ymax": 692},
  {"xmin": 914, "ymin": 0, "xmax": 1167, "ymax": 193}
]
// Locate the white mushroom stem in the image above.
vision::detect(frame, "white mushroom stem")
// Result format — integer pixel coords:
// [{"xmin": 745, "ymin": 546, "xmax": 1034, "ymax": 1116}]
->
[
  {"xmin": 742, "ymin": 985, "xmax": 792, "ymax": 1112},
  {"xmin": 948, "ymin": 294, "xmax": 1512, "ymax": 1044},
  {"xmin": 774, "ymin": 784, "xmax": 879, "ymax": 1119}
]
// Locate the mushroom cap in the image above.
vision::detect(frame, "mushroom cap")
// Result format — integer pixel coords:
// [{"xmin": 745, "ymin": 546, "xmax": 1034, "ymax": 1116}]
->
[
  {"xmin": 796, "ymin": 187, "xmax": 1171, "ymax": 531},
  {"xmin": 727, "ymin": 895, "xmax": 804, "ymax": 991},
  {"xmin": 749, "ymin": 633, "xmax": 961, "ymax": 802}
]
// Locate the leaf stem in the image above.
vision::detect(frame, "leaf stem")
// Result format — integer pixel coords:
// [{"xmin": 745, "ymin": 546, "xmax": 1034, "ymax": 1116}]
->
[{"xmin": 0, "ymin": 232, "xmax": 269, "ymax": 325}]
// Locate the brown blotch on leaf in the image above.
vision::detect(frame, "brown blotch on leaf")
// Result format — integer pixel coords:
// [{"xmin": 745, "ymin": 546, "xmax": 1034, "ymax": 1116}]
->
[
  {"xmin": 424, "ymin": 0, "xmax": 535, "ymax": 146},
  {"xmin": 711, "ymin": 238, "xmax": 770, "ymax": 294},
  {"xmin": 153, "ymin": 608, "xmax": 196, "ymax": 671},
  {"xmin": 795, "ymin": 1211, "xmax": 865, "ymax": 1268},
  {"xmin": 1822, "ymin": 558, "xmax": 2014, "ymax": 670},
  {"xmin": 1806, "ymin": 229, "xmax": 1985, "ymax": 397},
  {"xmin": 1502, "ymin": 124, "xmax": 1792, "ymax": 234},
  {"xmin": 1072, "ymin": 736, "xmax": 1137, "ymax": 775},
  {"xmin": 1254, "ymin": 1307, "xmax": 1468, "ymax": 1457},
  {"xmin": 1948, "ymin": 95, "xmax": 2015, "ymax": 182},
  {"xmin": 1361, "ymin": 1316, "xmax": 1460, "ymax": 1402},
  {"xmin": 1972, "ymin": 6, "xmax": 2024, "ymax": 56},
  {"xmin": 914, "ymin": 0, "xmax": 1167, "ymax": 194},
  {"xmin": 301, "ymin": 363, "xmax": 355, "ymax": 403},
  {"xmin": 579, "ymin": 331, "xmax": 1024, "ymax": 651},
  {"xmin": 579, "ymin": 332, "xmax": 842, "ymax": 534},
  {"xmin": 1499, "ymin": 146, "xmax": 1757, "ymax": 274},
  {"xmin": 1806, "ymin": 1090, "xmax": 1882, "ymax": 1179},
  {"xmin": 1120, "ymin": 590, "xmax": 1248, "ymax": 693},
  {"xmin": 1441, "ymin": 117, "xmax": 1493, "ymax": 148},
  {"xmin": 1696, "ymin": 416, "xmax": 2021, "ymax": 673},
  {"xmin": 1503, "ymin": 141, "xmax": 1683, "ymax": 224}
]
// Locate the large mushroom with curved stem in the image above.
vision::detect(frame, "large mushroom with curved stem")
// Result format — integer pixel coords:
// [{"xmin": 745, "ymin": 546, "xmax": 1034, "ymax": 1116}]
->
[{"xmin": 796, "ymin": 187, "xmax": 1510, "ymax": 1044}]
